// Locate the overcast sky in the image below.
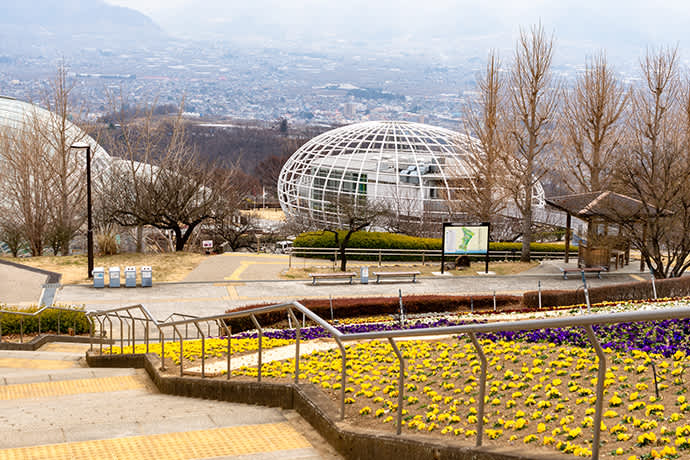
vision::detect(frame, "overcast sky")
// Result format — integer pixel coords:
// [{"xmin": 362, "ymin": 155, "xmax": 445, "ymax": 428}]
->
[{"xmin": 103, "ymin": 0, "xmax": 690, "ymax": 57}]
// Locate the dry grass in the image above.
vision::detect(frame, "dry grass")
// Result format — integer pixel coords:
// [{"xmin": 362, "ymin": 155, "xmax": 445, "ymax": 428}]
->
[
  {"xmin": 280, "ymin": 261, "xmax": 537, "ymax": 279},
  {"xmin": 1, "ymin": 252, "xmax": 208, "ymax": 284}
]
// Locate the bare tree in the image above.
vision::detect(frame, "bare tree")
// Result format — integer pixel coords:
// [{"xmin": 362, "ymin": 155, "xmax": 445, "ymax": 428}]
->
[
  {"xmin": 37, "ymin": 64, "xmax": 90, "ymax": 255},
  {"xmin": 506, "ymin": 23, "xmax": 560, "ymax": 262},
  {"xmin": 614, "ymin": 46, "xmax": 690, "ymax": 277},
  {"xmin": 322, "ymin": 196, "xmax": 389, "ymax": 271},
  {"xmin": 561, "ymin": 52, "xmax": 629, "ymax": 194},
  {"xmin": 101, "ymin": 99, "xmax": 229, "ymax": 251},
  {"xmin": 462, "ymin": 50, "xmax": 508, "ymax": 226},
  {"xmin": 209, "ymin": 168, "xmax": 258, "ymax": 251},
  {"xmin": 0, "ymin": 217, "xmax": 25, "ymax": 257},
  {"xmin": 0, "ymin": 124, "xmax": 52, "ymax": 256}
]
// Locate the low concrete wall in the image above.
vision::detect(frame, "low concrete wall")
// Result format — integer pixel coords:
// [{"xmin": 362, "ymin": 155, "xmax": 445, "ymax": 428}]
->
[
  {"xmin": 0, "ymin": 334, "xmax": 110, "ymax": 351},
  {"xmin": 86, "ymin": 352, "xmax": 568, "ymax": 460}
]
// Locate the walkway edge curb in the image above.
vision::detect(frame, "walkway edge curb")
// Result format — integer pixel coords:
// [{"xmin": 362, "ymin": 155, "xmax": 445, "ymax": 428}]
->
[{"xmin": 86, "ymin": 352, "xmax": 569, "ymax": 460}]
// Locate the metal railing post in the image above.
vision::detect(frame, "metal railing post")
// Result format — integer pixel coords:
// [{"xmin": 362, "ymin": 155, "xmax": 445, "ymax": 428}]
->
[
  {"xmin": 19, "ymin": 317, "xmax": 23, "ymax": 343},
  {"xmin": 221, "ymin": 322, "xmax": 231, "ymax": 380},
  {"xmin": 105, "ymin": 316, "xmax": 113, "ymax": 354},
  {"xmin": 335, "ymin": 337, "xmax": 347, "ymax": 420},
  {"xmin": 95, "ymin": 317, "xmax": 104, "ymax": 354},
  {"xmin": 388, "ymin": 338, "xmax": 404, "ymax": 435},
  {"xmin": 172, "ymin": 325, "xmax": 184, "ymax": 377},
  {"xmin": 287, "ymin": 309, "xmax": 301, "ymax": 385},
  {"xmin": 469, "ymin": 332, "xmax": 487, "ymax": 447},
  {"xmin": 250, "ymin": 314, "xmax": 263, "ymax": 382},
  {"xmin": 581, "ymin": 270, "xmax": 591, "ymax": 312},
  {"xmin": 88, "ymin": 316, "xmax": 93, "ymax": 351},
  {"xmin": 584, "ymin": 325, "xmax": 606, "ymax": 460},
  {"xmin": 114, "ymin": 312, "xmax": 124, "ymax": 353},
  {"xmin": 160, "ymin": 330, "xmax": 166, "ymax": 371},
  {"xmin": 191, "ymin": 321, "xmax": 205, "ymax": 378},
  {"xmin": 650, "ymin": 269, "xmax": 657, "ymax": 300}
]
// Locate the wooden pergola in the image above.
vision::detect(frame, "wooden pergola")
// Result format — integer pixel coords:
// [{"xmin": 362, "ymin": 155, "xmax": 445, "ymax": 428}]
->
[{"xmin": 545, "ymin": 191, "xmax": 671, "ymax": 269}]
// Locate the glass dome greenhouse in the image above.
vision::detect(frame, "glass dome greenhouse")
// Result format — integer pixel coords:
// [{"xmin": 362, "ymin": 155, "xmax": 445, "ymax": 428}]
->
[{"xmin": 278, "ymin": 120, "xmax": 545, "ymax": 229}]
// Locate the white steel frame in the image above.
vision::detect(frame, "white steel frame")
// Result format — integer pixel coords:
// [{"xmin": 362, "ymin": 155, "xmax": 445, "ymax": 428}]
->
[{"xmin": 277, "ymin": 121, "xmax": 545, "ymax": 229}]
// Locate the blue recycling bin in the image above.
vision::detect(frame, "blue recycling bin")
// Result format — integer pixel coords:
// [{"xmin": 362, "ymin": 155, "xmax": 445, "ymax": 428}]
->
[
  {"xmin": 109, "ymin": 266, "xmax": 120, "ymax": 288},
  {"xmin": 141, "ymin": 266, "xmax": 152, "ymax": 287},
  {"xmin": 125, "ymin": 266, "xmax": 137, "ymax": 288},
  {"xmin": 92, "ymin": 267, "xmax": 105, "ymax": 288}
]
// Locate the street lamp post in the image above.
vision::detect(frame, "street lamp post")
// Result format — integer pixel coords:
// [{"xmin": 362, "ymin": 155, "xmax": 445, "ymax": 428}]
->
[{"xmin": 71, "ymin": 142, "xmax": 94, "ymax": 279}]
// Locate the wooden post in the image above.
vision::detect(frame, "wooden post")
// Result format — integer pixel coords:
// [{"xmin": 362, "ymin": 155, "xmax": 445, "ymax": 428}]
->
[{"xmin": 564, "ymin": 213, "xmax": 571, "ymax": 264}]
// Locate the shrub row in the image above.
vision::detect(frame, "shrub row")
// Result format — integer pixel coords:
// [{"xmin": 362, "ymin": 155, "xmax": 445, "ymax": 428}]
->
[
  {"xmin": 523, "ymin": 276, "xmax": 690, "ymax": 308},
  {"xmin": 0, "ymin": 306, "xmax": 89, "ymax": 336},
  {"xmin": 224, "ymin": 294, "xmax": 522, "ymax": 332},
  {"xmin": 293, "ymin": 231, "xmax": 570, "ymax": 262}
]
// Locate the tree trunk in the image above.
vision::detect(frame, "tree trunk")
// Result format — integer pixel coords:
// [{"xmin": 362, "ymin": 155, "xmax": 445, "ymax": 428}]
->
[
  {"xmin": 136, "ymin": 225, "xmax": 143, "ymax": 253},
  {"xmin": 339, "ymin": 246, "xmax": 348, "ymax": 271},
  {"xmin": 520, "ymin": 202, "xmax": 532, "ymax": 262}
]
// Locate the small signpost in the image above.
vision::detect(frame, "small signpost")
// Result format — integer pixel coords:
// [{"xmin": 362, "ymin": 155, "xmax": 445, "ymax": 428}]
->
[
  {"xmin": 440, "ymin": 222, "xmax": 490, "ymax": 274},
  {"xmin": 202, "ymin": 240, "xmax": 213, "ymax": 254}
]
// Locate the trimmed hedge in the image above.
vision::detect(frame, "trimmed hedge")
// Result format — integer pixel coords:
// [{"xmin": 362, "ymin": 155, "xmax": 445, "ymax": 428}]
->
[
  {"xmin": 523, "ymin": 276, "xmax": 690, "ymax": 309},
  {"xmin": 224, "ymin": 294, "xmax": 522, "ymax": 332},
  {"xmin": 293, "ymin": 231, "xmax": 570, "ymax": 261},
  {"xmin": 0, "ymin": 306, "xmax": 89, "ymax": 335}
]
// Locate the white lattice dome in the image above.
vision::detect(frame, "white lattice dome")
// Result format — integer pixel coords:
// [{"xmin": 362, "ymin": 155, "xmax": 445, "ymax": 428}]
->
[
  {"xmin": 278, "ymin": 120, "xmax": 545, "ymax": 230},
  {"xmin": 0, "ymin": 95, "xmax": 110, "ymax": 167}
]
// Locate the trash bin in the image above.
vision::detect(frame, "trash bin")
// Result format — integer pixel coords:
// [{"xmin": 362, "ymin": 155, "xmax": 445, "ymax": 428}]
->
[
  {"xmin": 92, "ymin": 267, "xmax": 105, "ymax": 288},
  {"xmin": 360, "ymin": 266, "xmax": 369, "ymax": 284},
  {"xmin": 109, "ymin": 266, "xmax": 120, "ymax": 288},
  {"xmin": 141, "ymin": 266, "xmax": 152, "ymax": 287},
  {"xmin": 125, "ymin": 266, "xmax": 137, "ymax": 288}
]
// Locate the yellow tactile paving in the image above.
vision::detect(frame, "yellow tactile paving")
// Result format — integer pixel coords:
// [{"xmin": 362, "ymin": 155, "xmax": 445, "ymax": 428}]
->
[
  {"xmin": 0, "ymin": 375, "xmax": 149, "ymax": 400},
  {"xmin": 0, "ymin": 422, "xmax": 311, "ymax": 460},
  {"xmin": 0, "ymin": 358, "xmax": 76, "ymax": 370}
]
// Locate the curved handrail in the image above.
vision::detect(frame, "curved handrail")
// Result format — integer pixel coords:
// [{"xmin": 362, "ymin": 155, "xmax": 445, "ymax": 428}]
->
[{"xmin": 86, "ymin": 300, "xmax": 690, "ymax": 460}]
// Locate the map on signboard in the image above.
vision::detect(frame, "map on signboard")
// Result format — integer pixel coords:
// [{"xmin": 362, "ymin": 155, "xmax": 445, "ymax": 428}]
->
[{"xmin": 443, "ymin": 225, "xmax": 488, "ymax": 254}]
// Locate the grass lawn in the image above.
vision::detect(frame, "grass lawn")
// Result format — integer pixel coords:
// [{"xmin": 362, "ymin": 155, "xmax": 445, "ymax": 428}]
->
[
  {"xmin": 1, "ymin": 252, "xmax": 208, "ymax": 284},
  {"xmin": 280, "ymin": 261, "xmax": 538, "ymax": 280}
]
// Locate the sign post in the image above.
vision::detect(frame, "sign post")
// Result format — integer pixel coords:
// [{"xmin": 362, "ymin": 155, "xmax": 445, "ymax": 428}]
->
[{"xmin": 440, "ymin": 222, "xmax": 490, "ymax": 274}]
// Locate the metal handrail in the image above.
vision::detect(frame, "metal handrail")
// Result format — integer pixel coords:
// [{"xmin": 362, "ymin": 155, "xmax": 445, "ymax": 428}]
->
[
  {"xmin": 0, "ymin": 305, "xmax": 88, "ymax": 343},
  {"xmin": 86, "ymin": 301, "xmax": 690, "ymax": 460}
]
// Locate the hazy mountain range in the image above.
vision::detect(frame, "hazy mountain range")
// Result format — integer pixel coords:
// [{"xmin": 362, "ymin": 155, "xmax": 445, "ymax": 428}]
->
[
  {"xmin": 2, "ymin": 0, "xmax": 689, "ymax": 65},
  {"xmin": 0, "ymin": 0, "xmax": 166, "ymax": 56}
]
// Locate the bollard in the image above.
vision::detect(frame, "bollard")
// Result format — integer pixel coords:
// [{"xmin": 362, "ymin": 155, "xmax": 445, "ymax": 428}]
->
[{"xmin": 538, "ymin": 280, "xmax": 542, "ymax": 310}]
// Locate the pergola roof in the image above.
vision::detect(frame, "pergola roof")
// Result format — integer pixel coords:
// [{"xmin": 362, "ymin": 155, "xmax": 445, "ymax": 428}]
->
[{"xmin": 545, "ymin": 191, "xmax": 672, "ymax": 221}]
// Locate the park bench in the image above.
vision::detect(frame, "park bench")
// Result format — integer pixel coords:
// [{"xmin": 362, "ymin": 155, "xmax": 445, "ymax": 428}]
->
[
  {"xmin": 309, "ymin": 272, "xmax": 357, "ymax": 285},
  {"xmin": 372, "ymin": 271, "xmax": 421, "ymax": 284},
  {"xmin": 559, "ymin": 267, "xmax": 606, "ymax": 280}
]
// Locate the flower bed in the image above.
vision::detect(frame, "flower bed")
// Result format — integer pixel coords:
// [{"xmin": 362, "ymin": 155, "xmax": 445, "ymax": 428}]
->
[
  {"xmin": 107, "ymin": 336, "xmax": 292, "ymax": 365},
  {"xmin": 232, "ymin": 338, "xmax": 689, "ymax": 459}
]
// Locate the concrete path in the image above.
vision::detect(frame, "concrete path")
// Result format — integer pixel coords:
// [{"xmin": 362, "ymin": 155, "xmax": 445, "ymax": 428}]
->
[
  {"xmin": 54, "ymin": 259, "xmax": 654, "ymax": 321},
  {"xmin": 0, "ymin": 261, "xmax": 49, "ymax": 306},
  {"xmin": 183, "ymin": 253, "xmax": 328, "ymax": 282},
  {"xmin": 0, "ymin": 344, "xmax": 342, "ymax": 460}
]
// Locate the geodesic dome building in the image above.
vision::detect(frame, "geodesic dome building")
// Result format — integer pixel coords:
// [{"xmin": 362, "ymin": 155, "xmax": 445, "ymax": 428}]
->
[
  {"xmin": 278, "ymin": 120, "xmax": 545, "ymax": 229},
  {"xmin": 0, "ymin": 95, "xmax": 111, "ymax": 167}
]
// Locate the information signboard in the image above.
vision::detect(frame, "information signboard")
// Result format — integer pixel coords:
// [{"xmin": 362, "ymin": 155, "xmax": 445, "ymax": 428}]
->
[
  {"xmin": 202, "ymin": 240, "xmax": 213, "ymax": 249},
  {"xmin": 441, "ymin": 223, "xmax": 490, "ymax": 273}
]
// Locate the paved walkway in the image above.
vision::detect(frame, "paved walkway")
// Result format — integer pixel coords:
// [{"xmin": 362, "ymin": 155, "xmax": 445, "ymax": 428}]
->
[
  {"xmin": 54, "ymin": 259, "xmax": 654, "ymax": 321},
  {"xmin": 0, "ymin": 344, "xmax": 341, "ymax": 460},
  {"xmin": 0, "ymin": 261, "xmax": 49, "ymax": 306},
  {"xmin": 183, "ymin": 253, "xmax": 328, "ymax": 282}
]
